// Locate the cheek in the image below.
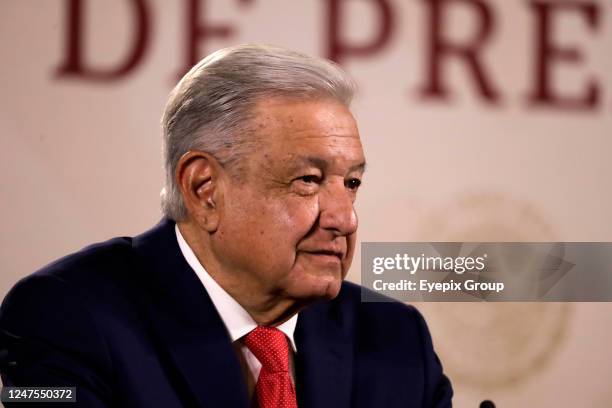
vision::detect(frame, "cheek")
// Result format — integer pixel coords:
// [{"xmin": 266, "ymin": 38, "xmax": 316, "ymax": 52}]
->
[
  {"xmin": 232, "ymin": 196, "xmax": 319, "ymax": 255},
  {"xmin": 275, "ymin": 197, "xmax": 320, "ymax": 237}
]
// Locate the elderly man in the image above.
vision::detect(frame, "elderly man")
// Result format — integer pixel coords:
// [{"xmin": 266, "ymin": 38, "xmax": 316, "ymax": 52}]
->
[{"xmin": 0, "ymin": 44, "xmax": 452, "ymax": 407}]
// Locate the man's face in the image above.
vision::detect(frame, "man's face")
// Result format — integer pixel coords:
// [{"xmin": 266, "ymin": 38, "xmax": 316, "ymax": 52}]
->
[{"xmin": 212, "ymin": 97, "xmax": 365, "ymax": 303}]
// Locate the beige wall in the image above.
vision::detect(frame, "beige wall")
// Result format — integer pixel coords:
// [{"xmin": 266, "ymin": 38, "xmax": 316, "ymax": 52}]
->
[{"xmin": 2, "ymin": 1, "xmax": 612, "ymax": 406}]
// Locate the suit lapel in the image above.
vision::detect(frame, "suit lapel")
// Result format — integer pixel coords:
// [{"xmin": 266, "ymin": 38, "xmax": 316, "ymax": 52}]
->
[
  {"xmin": 295, "ymin": 297, "xmax": 354, "ymax": 408},
  {"xmin": 132, "ymin": 219, "xmax": 249, "ymax": 408}
]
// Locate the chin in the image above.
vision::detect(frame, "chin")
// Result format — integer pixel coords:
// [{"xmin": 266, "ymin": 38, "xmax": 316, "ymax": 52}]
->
[
  {"xmin": 302, "ymin": 277, "xmax": 343, "ymax": 301},
  {"xmin": 324, "ymin": 278, "xmax": 343, "ymax": 299},
  {"xmin": 286, "ymin": 265, "xmax": 344, "ymax": 302}
]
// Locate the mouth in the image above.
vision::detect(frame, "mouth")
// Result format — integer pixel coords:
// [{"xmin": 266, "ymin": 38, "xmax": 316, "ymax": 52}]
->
[{"xmin": 301, "ymin": 249, "xmax": 344, "ymax": 262}]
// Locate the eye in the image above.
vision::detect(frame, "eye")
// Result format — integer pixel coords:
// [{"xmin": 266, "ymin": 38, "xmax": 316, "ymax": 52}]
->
[
  {"xmin": 292, "ymin": 174, "xmax": 322, "ymax": 196},
  {"xmin": 345, "ymin": 178, "xmax": 362, "ymax": 190},
  {"xmin": 298, "ymin": 175, "xmax": 321, "ymax": 184}
]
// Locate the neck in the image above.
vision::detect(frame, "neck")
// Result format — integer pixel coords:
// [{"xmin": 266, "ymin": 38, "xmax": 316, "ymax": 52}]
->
[{"xmin": 177, "ymin": 221, "xmax": 303, "ymax": 326}]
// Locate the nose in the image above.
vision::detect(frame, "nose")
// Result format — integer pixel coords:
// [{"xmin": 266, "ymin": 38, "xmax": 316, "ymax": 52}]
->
[{"xmin": 318, "ymin": 178, "xmax": 358, "ymax": 236}]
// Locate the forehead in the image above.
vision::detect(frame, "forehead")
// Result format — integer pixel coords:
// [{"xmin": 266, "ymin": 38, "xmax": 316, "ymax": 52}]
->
[{"xmin": 248, "ymin": 97, "xmax": 365, "ymax": 170}]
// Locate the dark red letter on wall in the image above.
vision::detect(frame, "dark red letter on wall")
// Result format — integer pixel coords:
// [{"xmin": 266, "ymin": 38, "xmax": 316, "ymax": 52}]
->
[
  {"xmin": 56, "ymin": 0, "xmax": 150, "ymax": 81},
  {"xmin": 326, "ymin": 0, "xmax": 395, "ymax": 64},
  {"xmin": 180, "ymin": 0, "xmax": 236, "ymax": 78},
  {"xmin": 419, "ymin": 0, "xmax": 499, "ymax": 103},
  {"xmin": 528, "ymin": 1, "xmax": 600, "ymax": 110}
]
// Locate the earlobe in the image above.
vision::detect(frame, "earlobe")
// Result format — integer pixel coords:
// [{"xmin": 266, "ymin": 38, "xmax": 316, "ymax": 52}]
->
[{"xmin": 176, "ymin": 151, "xmax": 221, "ymax": 232}]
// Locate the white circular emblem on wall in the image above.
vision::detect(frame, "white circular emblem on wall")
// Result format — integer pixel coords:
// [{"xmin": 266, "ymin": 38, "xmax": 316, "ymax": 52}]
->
[{"xmin": 414, "ymin": 192, "xmax": 571, "ymax": 389}]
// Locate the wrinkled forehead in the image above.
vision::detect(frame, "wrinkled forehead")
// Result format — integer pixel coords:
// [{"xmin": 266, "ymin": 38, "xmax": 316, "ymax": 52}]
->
[
  {"xmin": 247, "ymin": 97, "xmax": 364, "ymax": 171},
  {"xmin": 251, "ymin": 95, "xmax": 356, "ymax": 130}
]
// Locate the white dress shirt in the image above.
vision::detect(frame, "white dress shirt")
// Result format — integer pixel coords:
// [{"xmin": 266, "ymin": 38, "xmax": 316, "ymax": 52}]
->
[{"xmin": 175, "ymin": 225, "xmax": 298, "ymax": 394}]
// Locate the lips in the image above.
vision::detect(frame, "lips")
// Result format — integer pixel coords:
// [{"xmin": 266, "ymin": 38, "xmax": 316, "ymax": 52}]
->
[{"xmin": 301, "ymin": 249, "xmax": 344, "ymax": 260}]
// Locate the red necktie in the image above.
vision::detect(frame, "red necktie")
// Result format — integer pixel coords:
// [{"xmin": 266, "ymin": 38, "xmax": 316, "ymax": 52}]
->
[{"xmin": 244, "ymin": 326, "xmax": 298, "ymax": 408}]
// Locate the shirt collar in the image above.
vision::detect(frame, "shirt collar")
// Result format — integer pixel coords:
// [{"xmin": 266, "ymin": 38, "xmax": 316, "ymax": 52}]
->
[{"xmin": 175, "ymin": 224, "xmax": 298, "ymax": 352}]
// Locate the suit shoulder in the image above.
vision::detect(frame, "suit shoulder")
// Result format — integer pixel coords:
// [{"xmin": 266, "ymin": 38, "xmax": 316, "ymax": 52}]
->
[
  {"xmin": 1, "ymin": 236, "xmax": 135, "ymax": 328},
  {"xmin": 0, "ymin": 263, "xmax": 116, "ymax": 387},
  {"xmin": 36, "ymin": 236, "xmax": 133, "ymax": 283}
]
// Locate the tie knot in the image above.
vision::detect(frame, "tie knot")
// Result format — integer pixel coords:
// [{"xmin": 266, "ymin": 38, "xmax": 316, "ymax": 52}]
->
[{"xmin": 244, "ymin": 326, "xmax": 290, "ymax": 373}]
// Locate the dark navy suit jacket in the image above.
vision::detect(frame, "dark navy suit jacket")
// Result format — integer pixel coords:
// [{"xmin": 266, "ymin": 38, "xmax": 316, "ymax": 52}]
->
[{"xmin": 0, "ymin": 219, "xmax": 452, "ymax": 407}]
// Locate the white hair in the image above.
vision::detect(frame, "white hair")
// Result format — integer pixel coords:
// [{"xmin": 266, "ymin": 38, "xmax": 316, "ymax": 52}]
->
[{"xmin": 160, "ymin": 43, "xmax": 357, "ymax": 221}]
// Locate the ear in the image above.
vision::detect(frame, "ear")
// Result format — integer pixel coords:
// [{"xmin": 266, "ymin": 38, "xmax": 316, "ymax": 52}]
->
[{"xmin": 176, "ymin": 150, "xmax": 223, "ymax": 232}]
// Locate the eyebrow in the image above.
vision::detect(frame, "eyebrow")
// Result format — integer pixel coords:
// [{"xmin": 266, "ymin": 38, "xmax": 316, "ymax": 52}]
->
[
  {"xmin": 293, "ymin": 156, "xmax": 367, "ymax": 173},
  {"xmin": 350, "ymin": 162, "xmax": 367, "ymax": 173}
]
